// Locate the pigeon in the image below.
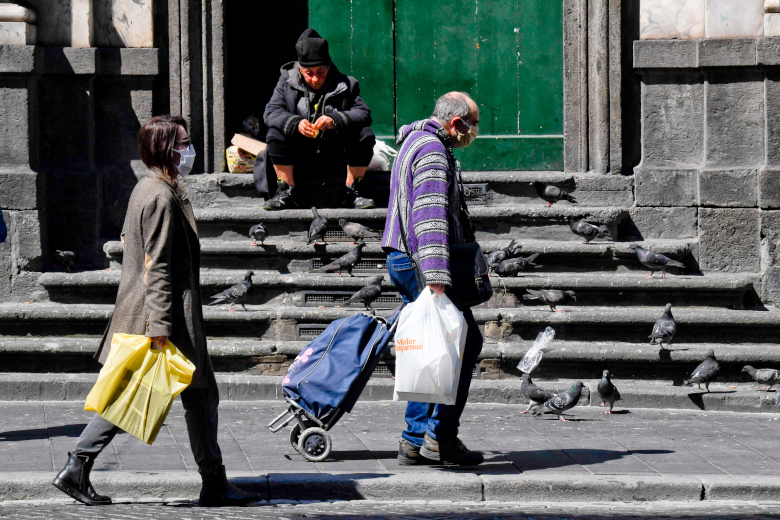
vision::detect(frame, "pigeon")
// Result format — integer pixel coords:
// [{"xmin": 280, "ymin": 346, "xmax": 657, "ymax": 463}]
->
[
  {"xmin": 649, "ymin": 303, "xmax": 676, "ymax": 349},
  {"xmin": 55, "ymin": 250, "xmax": 76, "ymax": 272},
  {"xmin": 248, "ymin": 223, "xmax": 267, "ymax": 246},
  {"xmin": 339, "ymin": 219, "xmax": 380, "ymax": 243},
  {"xmin": 741, "ymin": 366, "xmax": 780, "ymax": 391},
  {"xmin": 683, "ymin": 349, "xmax": 720, "ymax": 392},
  {"xmin": 534, "ymin": 182, "xmax": 577, "ymax": 206},
  {"xmin": 487, "ymin": 239, "xmax": 518, "ymax": 268},
  {"xmin": 493, "ymin": 254, "xmax": 542, "ymax": 277},
  {"xmin": 523, "ymin": 289, "xmax": 577, "ymax": 312},
  {"xmin": 597, "ymin": 370, "xmax": 621, "ymax": 414},
  {"xmin": 320, "ymin": 242, "xmax": 366, "ymax": 278},
  {"xmin": 774, "ymin": 388, "xmax": 780, "ymax": 406},
  {"xmin": 347, "ymin": 275, "xmax": 384, "ymax": 311},
  {"xmin": 628, "ymin": 244, "xmax": 685, "ymax": 279},
  {"xmin": 569, "ymin": 217, "xmax": 612, "ymax": 244},
  {"xmin": 532, "ymin": 381, "xmax": 584, "ymax": 421},
  {"xmin": 519, "ymin": 374, "xmax": 555, "ymax": 414},
  {"xmin": 308, "ymin": 207, "xmax": 328, "ymax": 245},
  {"xmin": 208, "ymin": 270, "xmax": 254, "ymax": 311}
]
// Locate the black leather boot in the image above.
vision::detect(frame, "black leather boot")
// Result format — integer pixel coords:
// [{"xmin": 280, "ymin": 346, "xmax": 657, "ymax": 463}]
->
[
  {"xmin": 198, "ymin": 465, "xmax": 262, "ymax": 507},
  {"xmin": 52, "ymin": 452, "xmax": 112, "ymax": 506}
]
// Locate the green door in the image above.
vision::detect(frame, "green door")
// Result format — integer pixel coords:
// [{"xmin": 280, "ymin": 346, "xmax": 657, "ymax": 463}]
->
[{"xmin": 311, "ymin": 0, "xmax": 563, "ymax": 171}]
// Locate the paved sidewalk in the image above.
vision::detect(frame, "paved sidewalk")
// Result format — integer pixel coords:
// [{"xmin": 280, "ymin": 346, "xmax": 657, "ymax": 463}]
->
[{"xmin": 2, "ymin": 400, "xmax": 780, "ymax": 502}]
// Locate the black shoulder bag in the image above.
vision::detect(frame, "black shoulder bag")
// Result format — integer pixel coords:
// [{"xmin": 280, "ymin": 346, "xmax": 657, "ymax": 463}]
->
[{"xmin": 394, "ymin": 161, "xmax": 493, "ymax": 308}]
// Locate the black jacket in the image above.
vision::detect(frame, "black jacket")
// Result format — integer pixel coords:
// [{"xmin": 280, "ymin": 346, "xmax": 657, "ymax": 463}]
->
[{"xmin": 263, "ymin": 61, "xmax": 372, "ymax": 137}]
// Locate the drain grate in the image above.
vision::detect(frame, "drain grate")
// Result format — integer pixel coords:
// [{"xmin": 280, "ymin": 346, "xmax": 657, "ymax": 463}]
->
[
  {"xmin": 463, "ymin": 183, "xmax": 488, "ymax": 205},
  {"xmin": 312, "ymin": 258, "xmax": 388, "ymax": 272},
  {"xmin": 296, "ymin": 324, "xmax": 328, "ymax": 340},
  {"xmin": 302, "ymin": 291, "xmax": 402, "ymax": 308},
  {"xmin": 318, "ymin": 227, "xmax": 383, "ymax": 242}
]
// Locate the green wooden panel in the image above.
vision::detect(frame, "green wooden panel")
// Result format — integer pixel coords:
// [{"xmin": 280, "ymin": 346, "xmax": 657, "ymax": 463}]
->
[
  {"xmin": 455, "ymin": 137, "xmax": 563, "ymax": 170},
  {"xmin": 310, "ymin": 0, "xmax": 395, "ymax": 138}
]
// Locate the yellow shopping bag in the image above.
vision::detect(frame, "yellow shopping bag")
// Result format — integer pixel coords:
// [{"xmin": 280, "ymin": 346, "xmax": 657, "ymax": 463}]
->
[{"xmin": 85, "ymin": 334, "xmax": 196, "ymax": 445}]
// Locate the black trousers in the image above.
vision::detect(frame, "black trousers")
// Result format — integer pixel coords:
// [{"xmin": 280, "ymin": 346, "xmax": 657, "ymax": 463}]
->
[{"xmin": 73, "ymin": 368, "xmax": 223, "ymax": 471}]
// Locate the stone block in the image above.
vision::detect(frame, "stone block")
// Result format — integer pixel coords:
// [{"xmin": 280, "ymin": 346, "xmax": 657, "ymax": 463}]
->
[
  {"xmin": 97, "ymin": 48, "xmax": 159, "ymax": 76},
  {"xmin": 766, "ymin": 73, "xmax": 780, "ymax": 166},
  {"xmin": 640, "ymin": 72, "xmax": 704, "ymax": 167},
  {"xmin": 760, "ymin": 169, "xmax": 780, "ymax": 208},
  {"xmin": 758, "ymin": 37, "xmax": 780, "ymax": 64},
  {"xmin": 0, "ymin": 211, "xmax": 11, "ymax": 298},
  {"xmin": 705, "ymin": 0, "xmax": 765, "ymax": 38},
  {"xmin": 762, "ymin": 266, "xmax": 780, "ymax": 305},
  {"xmin": 25, "ymin": 0, "xmax": 92, "ymax": 47},
  {"xmin": 636, "ymin": 168, "xmax": 698, "ymax": 206},
  {"xmin": 35, "ymin": 47, "xmax": 96, "ymax": 75},
  {"xmin": 769, "ymin": 0, "xmax": 780, "ymax": 13},
  {"xmin": 0, "ymin": 4, "xmax": 37, "ymax": 23},
  {"xmin": 0, "ymin": 87, "xmax": 29, "ymax": 166},
  {"xmin": 639, "ymin": 0, "xmax": 705, "ymax": 39},
  {"xmin": 0, "ymin": 168, "xmax": 39, "ymax": 210},
  {"xmin": 762, "ymin": 210, "xmax": 780, "ymax": 266},
  {"xmin": 0, "ymin": 45, "xmax": 34, "ymax": 73},
  {"xmin": 94, "ymin": 0, "xmax": 153, "ymax": 48},
  {"xmin": 699, "ymin": 169, "xmax": 758, "ymax": 207},
  {"xmin": 705, "ymin": 71, "xmax": 764, "ymax": 168},
  {"xmin": 0, "ymin": 22, "xmax": 36, "ymax": 45},
  {"xmin": 629, "ymin": 207, "xmax": 698, "ymax": 239},
  {"xmin": 698, "ymin": 39, "xmax": 757, "ymax": 67},
  {"xmin": 699, "ymin": 208, "xmax": 760, "ymax": 272},
  {"xmin": 633, "ymin": 40, "xmax": 698, "ymax": 68},
  {"xmin": 767, "ymin": 13, "xmax": 780, "ymax": 36}
]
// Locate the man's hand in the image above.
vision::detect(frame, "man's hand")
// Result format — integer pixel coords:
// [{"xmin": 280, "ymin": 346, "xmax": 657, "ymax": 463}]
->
[
  {"xmin": 298, "ymin": 119, "xmax": 319, "ymax": 138},
  {"xmin": 313, "ymin": 115, "xmax": 335, "ymax": 131},
  {"xmin": 150, "ymin": 336, "xmax": 167, "ymax": 350},
  {"xmin": 428, "ymin": 284, "xmax": 445, "ymax": 296}
]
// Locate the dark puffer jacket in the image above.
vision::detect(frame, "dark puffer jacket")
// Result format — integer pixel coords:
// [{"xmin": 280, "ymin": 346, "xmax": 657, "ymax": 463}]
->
[{"xmin": 263, "ymin": 61, "xmax": 372, "ymax": 137}]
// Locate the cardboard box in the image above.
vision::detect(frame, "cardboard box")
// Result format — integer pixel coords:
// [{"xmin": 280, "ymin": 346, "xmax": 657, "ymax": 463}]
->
[
  {"xmin": 226, "ymin": 145, "xmax": 255, "ymax": 173},
  {"xmin": 231, "ymin": 134, "xmax": 266, "ymax": 156}
]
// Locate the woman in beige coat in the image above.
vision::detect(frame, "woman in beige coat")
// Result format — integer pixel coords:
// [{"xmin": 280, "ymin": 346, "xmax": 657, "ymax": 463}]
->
[{"xmin": 52, "ymin": 115, "xmax": 260, "ymax": 507}]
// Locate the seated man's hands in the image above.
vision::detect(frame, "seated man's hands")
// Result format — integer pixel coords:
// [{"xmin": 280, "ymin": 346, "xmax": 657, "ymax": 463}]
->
[
  {"xmin": 313, "ymin": 115, "xmax": 335, "ymax": 131},
  {"xmin": 298, "ymin": 119, "xmax": 318, "ymax": 138}
]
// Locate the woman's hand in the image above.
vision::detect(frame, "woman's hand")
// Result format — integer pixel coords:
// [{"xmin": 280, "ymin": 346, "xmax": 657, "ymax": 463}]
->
[
  {"xmin": 428, "ymin": 284, "xmax": 445, "ymax": 296},
  {"xmin": 150, "ymin": 336, "xmax": 168, "ymax": 350},
  {"xmin": 298, "ymin": 119, "xmax": 318, "ymax": 138}
]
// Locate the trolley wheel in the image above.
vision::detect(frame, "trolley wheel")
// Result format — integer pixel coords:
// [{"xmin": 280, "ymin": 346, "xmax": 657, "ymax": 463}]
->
[
  {"xmin": 289, "ymin": 421, "xmax": 315, "ymax": 453},
  {"xmin": 297, "ymin": 427, "xmax": 332, "ymax": 462}
]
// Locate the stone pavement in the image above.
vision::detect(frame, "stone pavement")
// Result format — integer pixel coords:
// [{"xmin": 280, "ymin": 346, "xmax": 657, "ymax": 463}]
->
[{"xmin": 2, "ymin": 401, "xmax": 780, "ymax": 503}]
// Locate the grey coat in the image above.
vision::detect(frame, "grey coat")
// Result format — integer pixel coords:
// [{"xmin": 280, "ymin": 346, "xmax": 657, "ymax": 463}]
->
[{"xmin": 95, "ymin": 169, "xmax": 213, "ymax": 388}]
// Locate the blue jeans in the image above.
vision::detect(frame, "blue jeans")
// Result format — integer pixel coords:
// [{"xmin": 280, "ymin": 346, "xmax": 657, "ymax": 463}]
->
[{"xmin": 386, "ymin": 251, "xmax": 483, "ymax": 445}]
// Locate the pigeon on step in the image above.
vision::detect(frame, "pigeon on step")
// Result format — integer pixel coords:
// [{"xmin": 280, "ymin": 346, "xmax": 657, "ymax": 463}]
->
[
  {"xmin": 520, "ymin": 374, "xmax": 555, "ymax": 414},
  {"xmin": 308, "ymin": 207, "xmax": 328, "ymax": 245},
  {"xmin": 649, "ymin": 303, "xmax": 676, "ymax": 349},
  {"xmin": 533, "ymin": 182, "xmax": 577, "ymax": 206},
  {"xmin": 569, "ymin": 217, "xmax": 612, "ymax": 244},
  {"xmin": 741, "ymin": 366, "xmax": 780, "ymax": 391},
  {"xmin": 55, "ymin": 250, "xmax": 76, "ymax": 272},
  {"xmin": 494, "ymin": 254, "xmax": 542, "ymax": 277},
  {"xmin": 208, "ymin": 270, "xmax": 254, "ymax": 311},
  {"xmin": 248, "ymin": 223, "xmax": 267, "ymax": 246},
  {"xmin": 533, "ymin": 381, "xmax": 584, "ymax": 421},
  {"xmin": 320, "ymin": 242, "xmax": 366, "ymax": 278},
  {"xmin": 628, "ymin": 244, "xmax": 685, "ymax": 279},
  {"xmin": 597, "ymin": 370, "xmax": 621, "ymax": 414},
  {"xmin": 684, "ymin": 349, "xmax": 720, "ymax": 392},
  {"xmin": 487, "ymin": 239, "xmax": 518, "ymax": 269},
  {"xmin": 347, "ymin": 275, "xmax": 384, "ymax": 311},
  {"xmin": 339, "ymin": 219, "xmax": 380, "ymax": 243},
  {"xmin": 523, "ymin": 289, "xmax": 577, "ymax": 312}
]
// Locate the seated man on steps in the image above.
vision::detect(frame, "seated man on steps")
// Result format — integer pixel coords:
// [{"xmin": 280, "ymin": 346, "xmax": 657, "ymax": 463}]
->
[{"xmin": 263, "ymin": 28, "xmax": 376, "ymax": 210}]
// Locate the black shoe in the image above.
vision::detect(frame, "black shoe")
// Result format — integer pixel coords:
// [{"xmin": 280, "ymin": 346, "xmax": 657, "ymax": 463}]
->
[
  {"xmin": 198, "ymin": 465, "xmax": 262, "ymax": 507},
  {"xmin": 264, "ymin": 180, "xmax": 299, "ymax": 210},
  {"xmin": 52, "ymin": 452, "xmax": 112, "ymax": 506},
  {"xmin": 397, "ymin": 439, "xmax": 435, "ymax": 466},
  {"xmin": 342, "ymin": 181, "xmax": 375, "ymax": 209},
  {"xmin": 420, "ymin": 434, "xmax": 484, "ymax": 466}
]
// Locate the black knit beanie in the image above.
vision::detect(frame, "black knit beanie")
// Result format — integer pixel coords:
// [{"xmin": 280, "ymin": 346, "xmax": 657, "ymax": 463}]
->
[{"xmin": 295, "ymin": 28, "xmax": 330, "ymax": 67}]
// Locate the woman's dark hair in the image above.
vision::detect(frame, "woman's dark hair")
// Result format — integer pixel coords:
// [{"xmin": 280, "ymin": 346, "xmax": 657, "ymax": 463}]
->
[{"xmin": 139, "ymin": 115, "xmax": 188, "ymax": 179}]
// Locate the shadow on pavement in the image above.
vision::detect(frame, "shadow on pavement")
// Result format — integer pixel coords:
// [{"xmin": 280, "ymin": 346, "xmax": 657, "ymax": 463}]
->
[
  {"xmin": 505, "ymin": 448, "xmax": 673, "ymax": 471},
  {"xmin": 0, "ymin": 424, "xmax": 87, "ymax": 441}
]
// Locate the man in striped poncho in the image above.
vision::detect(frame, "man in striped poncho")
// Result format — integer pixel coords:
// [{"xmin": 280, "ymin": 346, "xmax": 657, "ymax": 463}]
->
[{"xmin": 382, "ymin": 92, "xmax": 484, "ymax": 466}]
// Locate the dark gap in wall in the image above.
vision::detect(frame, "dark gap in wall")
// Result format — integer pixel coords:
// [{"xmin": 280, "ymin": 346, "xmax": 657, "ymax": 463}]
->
[{"xmin": 622, "ymin": 0, "xmax": 641, "ymax": 174}]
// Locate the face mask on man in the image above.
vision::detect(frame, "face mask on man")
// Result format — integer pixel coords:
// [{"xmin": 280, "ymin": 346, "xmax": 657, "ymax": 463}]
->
[
  {"xmin": 452, "ymin": 119, "xmax": 478, "ymax": 149},
  {"xmin": 173, "ymin": 144, "xmax": 196, "ymax": 176}
]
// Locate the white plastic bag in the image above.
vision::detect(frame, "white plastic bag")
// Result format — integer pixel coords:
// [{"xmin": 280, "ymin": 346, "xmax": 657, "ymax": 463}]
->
[
  {"xmin": 367, "ymin": 141, "xmax": 398, "ymax": 171},
  {"xmin": 516, "ymin": 326, "xmax": 555, "ymax": 374},
  {"xmin": 393, "ymin": 289, "xmax": 468, "ymax": 405}
]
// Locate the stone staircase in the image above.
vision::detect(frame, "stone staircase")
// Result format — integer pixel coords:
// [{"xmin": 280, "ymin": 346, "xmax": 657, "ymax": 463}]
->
[{"xmin": 1, "ymin": 170, "xmax": 778, "ymax": 412}]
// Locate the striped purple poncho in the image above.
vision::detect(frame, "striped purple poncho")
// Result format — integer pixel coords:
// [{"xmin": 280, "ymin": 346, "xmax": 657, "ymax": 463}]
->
[{"xmin": 382, "ymin": 119, "xmax": 467, "ymax": 286}]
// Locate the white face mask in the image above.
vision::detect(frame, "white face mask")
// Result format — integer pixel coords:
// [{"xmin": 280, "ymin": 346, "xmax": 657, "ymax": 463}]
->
[{"xmin": 173, "ymin": 144, "xmax": 196, "ymax": 176}]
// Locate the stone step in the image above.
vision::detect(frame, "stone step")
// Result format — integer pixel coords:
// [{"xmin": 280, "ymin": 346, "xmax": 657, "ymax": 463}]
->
[
  {"xmin": 102, "ymin": 238, "xmax": 696, "ymax": 274},
  {"xmin": 0, "ymin": 373, "xmax": 775, "ymax": 413},
  {"xmin": 1, "ymin": 303, "xmax": 777, "ymax": 345},
  {"xmin": 38, "ymin": 269, "xmax": 752, "ymax": 309},
  {"xmin": 192, "ymin": 204, "xmax": 630, "ymax": 242},
  {"xmin": 184, "ymin": 171, "xmax": 634, "ymax": 208}
]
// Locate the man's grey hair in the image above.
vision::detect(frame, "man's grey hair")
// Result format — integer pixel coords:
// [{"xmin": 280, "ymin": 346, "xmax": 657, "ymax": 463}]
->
[{"xmin": 432, "ymin": 92, "xmax": 473, "ymax": 122}]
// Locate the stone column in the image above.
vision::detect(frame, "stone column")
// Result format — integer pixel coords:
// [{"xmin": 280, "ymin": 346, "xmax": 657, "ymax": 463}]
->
[{"xmin": 588, "ymin": 0, "xmax": 610, "ymax": 173}]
